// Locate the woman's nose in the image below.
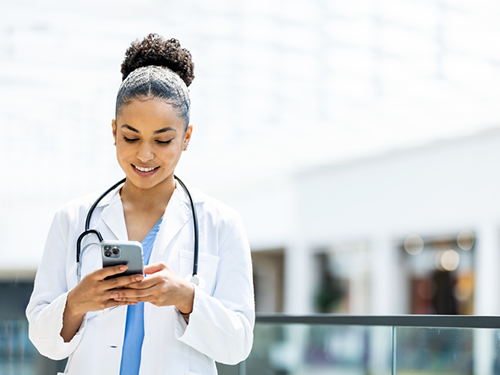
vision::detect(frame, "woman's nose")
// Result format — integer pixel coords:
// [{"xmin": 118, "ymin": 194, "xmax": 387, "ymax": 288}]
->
[{"xmin": 136, "ymin": 143, "xmax": 154, "ymax": 162}]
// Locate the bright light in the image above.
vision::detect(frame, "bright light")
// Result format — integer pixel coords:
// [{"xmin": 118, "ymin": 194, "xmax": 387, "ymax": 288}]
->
[
  {"xmin": 404, "ymin": 234, "xmax": 424, "ymax": 255},
  {"xmin": 441, "ymin": 250, "xmax": 460, "ymax": 271},
  {"xmin": 457, "ymin": 230, "xmax": 474, "ymax": 250},
  {"xmin": 454, "ymin": 276, "xmax": 473, "ymax": 302}
]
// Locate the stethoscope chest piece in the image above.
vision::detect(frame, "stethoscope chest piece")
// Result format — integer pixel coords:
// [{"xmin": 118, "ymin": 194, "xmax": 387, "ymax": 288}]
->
[{"xmin": 188, "ymin": 274, "xmax": 204, "ymax": 288}]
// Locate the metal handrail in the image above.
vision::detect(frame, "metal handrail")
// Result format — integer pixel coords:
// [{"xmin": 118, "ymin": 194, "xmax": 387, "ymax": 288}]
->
[{"xmin": 256, "ymin": 314, "xmax": 500, "ymax": 329}]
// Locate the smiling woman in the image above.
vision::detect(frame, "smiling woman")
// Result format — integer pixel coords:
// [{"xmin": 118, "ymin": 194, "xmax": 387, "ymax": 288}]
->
[
  {"xmin": 113, "ymin": 99, "xmax": 190, "ymax": 194},
  {"xmin": 25, "ymin": 33, "xmax": 255, "ymax": 375}
]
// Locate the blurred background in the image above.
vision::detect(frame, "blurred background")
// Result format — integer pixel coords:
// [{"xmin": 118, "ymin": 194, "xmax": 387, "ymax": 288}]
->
[{"xmin": 1, "ymin": 0, "xmax": 500, "ymax": 373}]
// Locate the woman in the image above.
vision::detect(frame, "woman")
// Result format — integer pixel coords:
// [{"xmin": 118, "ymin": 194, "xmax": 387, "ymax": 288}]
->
[{"xmin": 26, "ymin": 34, "xmax": 255, "ymax": 375}]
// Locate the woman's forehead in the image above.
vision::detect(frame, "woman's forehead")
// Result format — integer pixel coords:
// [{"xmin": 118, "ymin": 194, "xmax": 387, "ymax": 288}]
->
[{"xmin": 117, "ymin": 98, "xmax": 185, "ymax": 131}]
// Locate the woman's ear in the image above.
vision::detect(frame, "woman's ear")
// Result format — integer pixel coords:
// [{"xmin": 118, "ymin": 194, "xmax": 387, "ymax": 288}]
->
[
  {"xmin": 112, "ymin": 119, "xmax": 117, "ymax": 145},
  {"xmin": 183, "ymin": 125, "xmax": 193, "ymax": 151}
]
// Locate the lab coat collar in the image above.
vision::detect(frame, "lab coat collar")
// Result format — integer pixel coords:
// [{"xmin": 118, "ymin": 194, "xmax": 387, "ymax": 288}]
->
[
  {"xmin": 173, "ymin": 179, "xmax": 206, "ymax": 206},
  {"xmin": 94, "ymin": 178, "xmax": 204, "ymax": 242},
  {"xmin": 155, "ymin": 186, "xmax": 190, "ymax": 254},
  {"xmin": 99, "ymin": 187, "xmax": 128, "ymax": 240},
  {"xmin": 94, "ymin": 178, "xmax": 206, "ymax": 208},
  {"xmin": 152, "ymin": 180, "xmax": 205, "ymax": 257},
  {"xmin": 95, "ymin": 181, "xmax": 124, "ymax": 209}
]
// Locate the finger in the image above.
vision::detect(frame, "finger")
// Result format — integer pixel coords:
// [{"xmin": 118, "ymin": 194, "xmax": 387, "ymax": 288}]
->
[
  {"xmin": 104, "ymin": 300, "xmax": 138, "ymax": 309},
  {"xmin": 102, "ymin": 273, "xmax": 144, "ymax": 290},
  {"xmin": 113, "ymin": 295, "xmax": 152, "ymax": 303},
  {"xmin": 144, "ymin": 262, "xmax": 168, "ymax": 275},
  {"xmin": 110, "ymin": 288, "xmax": 154, "ymax": 300},
  {"xmin": 124, "ymin": 276, "xmax": 159, "ymax": 290},
  {"xmin": 94, "ymin": 265, "xmax": 129, "ymax": 281}
]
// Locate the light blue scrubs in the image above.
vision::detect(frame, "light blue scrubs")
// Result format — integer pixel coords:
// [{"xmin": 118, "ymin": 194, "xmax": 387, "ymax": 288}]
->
[{"xmin": 119, "ymin": 217, "xmax": 163, "ymax": 375}]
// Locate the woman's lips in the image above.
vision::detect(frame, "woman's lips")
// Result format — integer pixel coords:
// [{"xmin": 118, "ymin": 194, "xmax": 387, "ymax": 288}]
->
[{"xmin": 132, "ymin": 164, "xmax": 160, "ymax": 176}]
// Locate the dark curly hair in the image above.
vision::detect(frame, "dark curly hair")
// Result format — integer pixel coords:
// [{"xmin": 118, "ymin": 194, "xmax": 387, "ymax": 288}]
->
[
  {"xmin": 121, "ymin": 33, "xmax": 194, "ymax": 86},
  {"xmin": 115, "ymin": 34, "xmax": 195, "ymax": 129}
]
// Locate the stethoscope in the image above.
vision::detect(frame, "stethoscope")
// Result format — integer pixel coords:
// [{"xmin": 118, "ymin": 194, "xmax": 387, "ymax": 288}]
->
[{"xmin": 76, "ymin": 175, "xmax": 200, "ymax": 286}]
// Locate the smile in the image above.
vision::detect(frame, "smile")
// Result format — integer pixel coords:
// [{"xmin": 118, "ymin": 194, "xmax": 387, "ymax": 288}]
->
[{"xmin": 133, "ymin": 165, "xmax": 159, "ymax": 172}]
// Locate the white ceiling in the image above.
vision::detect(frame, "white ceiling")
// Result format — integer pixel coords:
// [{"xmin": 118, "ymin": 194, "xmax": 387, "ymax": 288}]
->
[{"xmin": 1, "ymin": 0, "xmax": 500, "ymax": 269}]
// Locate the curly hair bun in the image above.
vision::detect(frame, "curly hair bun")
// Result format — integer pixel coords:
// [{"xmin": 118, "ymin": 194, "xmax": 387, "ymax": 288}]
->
[{"xmin": 121, "ymin": 33, "xmax": 195, "ymax": 87}]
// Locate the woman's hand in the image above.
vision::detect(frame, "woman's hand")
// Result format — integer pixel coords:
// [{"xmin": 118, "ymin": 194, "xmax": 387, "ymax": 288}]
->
[
  {"xmin": 61, "ymin": 265, "xmax": 143, "ymax": 342},
  {"xmin": 110, "ymin": 262, "xmax": 195, "ymax": 315}
]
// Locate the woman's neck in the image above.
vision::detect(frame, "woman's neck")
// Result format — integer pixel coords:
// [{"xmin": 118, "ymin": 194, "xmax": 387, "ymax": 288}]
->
[{"xmin": 120, "ymin": 176, "xmax": 176, "ymax": 212}]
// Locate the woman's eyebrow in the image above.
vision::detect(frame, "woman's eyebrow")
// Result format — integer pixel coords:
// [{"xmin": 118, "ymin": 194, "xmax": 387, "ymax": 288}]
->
[
  {"xmin": 154, "ymin": 127, "xmax": 177, "ymax": 134},
  {"xmin": 120, "ymin": 125, "xmax": 177, "ymax": 134},
  {"xmin": 121, "ymin": 124, "xmax": 139, "ymax": 133}
]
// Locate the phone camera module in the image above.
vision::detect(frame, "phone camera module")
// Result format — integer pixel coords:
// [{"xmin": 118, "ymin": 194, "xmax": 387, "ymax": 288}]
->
[{"xmin": 103, "ymin": 245, "xmax": 121, "ymax": 258}]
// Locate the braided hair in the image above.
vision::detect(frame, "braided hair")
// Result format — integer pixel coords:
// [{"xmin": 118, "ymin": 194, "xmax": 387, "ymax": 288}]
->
[{"xmin": 116, "ymin": 34, "xmax": 195, "ymax": 130}]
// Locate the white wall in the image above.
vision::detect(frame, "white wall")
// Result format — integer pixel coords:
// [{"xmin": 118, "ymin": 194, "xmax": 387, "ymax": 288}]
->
[
  {"xmin": 220, "ymin": 129, "xmax": 500, "ymax": 314},
  {"xmin": 296, "ymin": 129, "xmax": 500, "ymax": 240}
]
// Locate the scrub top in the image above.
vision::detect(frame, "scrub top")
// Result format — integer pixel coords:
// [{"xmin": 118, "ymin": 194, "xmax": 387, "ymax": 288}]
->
[{"xmin": 120, "ymin": 217, "xmax": 163, "ymax": 375}]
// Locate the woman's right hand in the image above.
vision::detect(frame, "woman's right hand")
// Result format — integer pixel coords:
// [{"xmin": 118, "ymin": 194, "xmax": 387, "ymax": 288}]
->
[{"xmin": 61, "ymin": 265, "xmax": 143, "ymax": 342}]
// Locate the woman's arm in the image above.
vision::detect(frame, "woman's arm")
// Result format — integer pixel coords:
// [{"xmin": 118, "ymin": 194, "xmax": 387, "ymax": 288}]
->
[
  {"xmin": 26, "ymin": 210, "xmax": 82, "ymax": 360},
  {"xmin": 26, "ymin": 210, "xmax": 141, "ymax": 357},
  {"xmin": 60, "ymin": 265, "xmax": 141, "ymax": 342},
  {"xmin": 176, "ymin": 215, "xmax": 255, "ymax": 364}
]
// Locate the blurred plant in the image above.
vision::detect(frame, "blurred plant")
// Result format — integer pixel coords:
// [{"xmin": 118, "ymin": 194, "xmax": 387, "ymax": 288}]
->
[{"xmin": 314, "ymin": 253, "xmax": 345, "ymax": 313}]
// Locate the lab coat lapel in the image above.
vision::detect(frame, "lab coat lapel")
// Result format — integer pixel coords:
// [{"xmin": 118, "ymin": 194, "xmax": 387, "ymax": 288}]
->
[
  {"xmin": 100, "ymin": 192, "xmax": 129, "ymax": 241},
  {"xmin": 152, "ymin": 187, "xmax": 190, "ymax": 260},
  {"xmin": 144, "ymin": 187, "xmax": 190, "ymax": 330}
]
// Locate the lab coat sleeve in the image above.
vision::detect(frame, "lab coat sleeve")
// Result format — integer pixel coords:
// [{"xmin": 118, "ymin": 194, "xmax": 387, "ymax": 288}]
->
[
  {"xmin": 26, "ymin": 209, "xmax": 87, "ymax": 360},
  {"xmin": 174, "ymin": 213, "xmax": 255, "ymax": 365}
]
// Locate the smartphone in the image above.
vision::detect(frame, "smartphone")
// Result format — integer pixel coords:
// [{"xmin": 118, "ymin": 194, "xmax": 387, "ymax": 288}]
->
[{"xmin": 101, "ymin": 240, "xmax": 144, "ymax": 280}]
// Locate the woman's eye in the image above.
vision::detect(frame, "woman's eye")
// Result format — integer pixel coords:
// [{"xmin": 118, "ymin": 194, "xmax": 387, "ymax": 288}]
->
[
  {"xmin": 123, "ymin": 136, "xmax": 139, "ymax": 143},
  {"xmin": 156, "ymin": 139, "xmax": 173, "ymax": 145}
]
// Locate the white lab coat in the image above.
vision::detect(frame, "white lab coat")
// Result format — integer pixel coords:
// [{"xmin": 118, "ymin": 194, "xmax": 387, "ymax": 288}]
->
[{"xmin": 26, "ymin": 183, "xmax": 255, "ymax": 375}]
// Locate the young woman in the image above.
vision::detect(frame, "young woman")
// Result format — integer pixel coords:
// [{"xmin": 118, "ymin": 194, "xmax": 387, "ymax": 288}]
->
[{"xmin": 26, "ymin": 34, "xmax": 255, "ymax": 375}]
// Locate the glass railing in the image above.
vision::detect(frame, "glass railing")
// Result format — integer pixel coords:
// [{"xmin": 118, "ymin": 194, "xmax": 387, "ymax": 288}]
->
[
  {"xmin": 0, "ymin": 319, "xmax": 37, "ymax": 375},
  {"xmin": 3, "ymin": 316, "xmax": 500, "ymax": 375},
  {"xmin": 219, "ymin": 314, "xmax": 500, "ymax": 375},
  {"xmin": 0, "ymin": 319, "xmax": 66, "ymax": 375}
]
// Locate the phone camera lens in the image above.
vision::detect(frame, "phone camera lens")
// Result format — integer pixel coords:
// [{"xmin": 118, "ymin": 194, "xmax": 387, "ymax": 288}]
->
[
  {"xmin": 112, "ymin": 248, "xmax": 119, "ymax": 255},
  {"xmin": 104, "ymin": 251, "xmax": 112, "ymax": 257},
  {"xmin": 104, "ymin": 246, "xmax": 111, "ymax": 251}
]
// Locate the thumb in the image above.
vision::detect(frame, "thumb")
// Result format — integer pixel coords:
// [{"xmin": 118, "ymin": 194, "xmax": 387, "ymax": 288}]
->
[{"xmin": 144, "ymin": 262, "xmax": 168, "ymax": 275}]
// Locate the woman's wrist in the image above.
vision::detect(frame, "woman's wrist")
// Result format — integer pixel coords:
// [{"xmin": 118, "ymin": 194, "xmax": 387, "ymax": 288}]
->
[
  {"xmin": 176, "ymin": 282, "xmax": 195, "ymax": 315},
  {"xmin": 66, "ymin": 289, "xmax": 86, "ymax": 318},
  {"xmin": 61, "ymin": 290, "xmax": 86, "ymax": 342}
]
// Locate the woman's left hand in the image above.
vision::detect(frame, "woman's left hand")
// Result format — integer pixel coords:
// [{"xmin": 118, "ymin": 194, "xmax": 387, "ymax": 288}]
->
[{"xmin": 110, "ymin": 262, "xmax": 194, "ymax": 315}]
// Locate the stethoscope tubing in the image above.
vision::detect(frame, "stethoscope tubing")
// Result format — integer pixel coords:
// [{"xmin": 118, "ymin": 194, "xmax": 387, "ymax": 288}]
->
[
  {"xmin": 76, "ymin": 176, "xmax": 199, "ymax": 283},
  {"xmin": 173, "ymin": 177, "xmax": 199, "ymax": 277}
]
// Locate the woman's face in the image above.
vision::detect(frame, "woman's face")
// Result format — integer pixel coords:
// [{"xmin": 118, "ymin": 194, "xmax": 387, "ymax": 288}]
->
[{"xmin": 112, "ymin": 97, "xmax": 192, "ymax": 191}]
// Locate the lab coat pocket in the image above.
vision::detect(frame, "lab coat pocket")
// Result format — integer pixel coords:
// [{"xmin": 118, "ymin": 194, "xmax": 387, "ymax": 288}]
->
[{"xmin": 179, "ymin": 250, "xmax": 219, "ymax": 296}]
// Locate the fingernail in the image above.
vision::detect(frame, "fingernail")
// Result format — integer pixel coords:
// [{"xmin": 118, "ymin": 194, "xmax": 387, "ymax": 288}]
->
[
  {"xmin": 119, "ymin": 265, "xmax": 127, "ymax": 271},
  {"xmin": 110, "ymin": 293, "xmax": 118, "ymax": 298},
  {"xmin": 135, "ymin": 275, "xmax": 143, "ymax": 281}
]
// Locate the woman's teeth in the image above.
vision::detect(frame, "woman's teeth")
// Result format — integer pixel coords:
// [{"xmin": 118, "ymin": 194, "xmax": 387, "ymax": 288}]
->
[{"xmin": 135, "ymin": 165, "xmax": 156, "ymax": 172}]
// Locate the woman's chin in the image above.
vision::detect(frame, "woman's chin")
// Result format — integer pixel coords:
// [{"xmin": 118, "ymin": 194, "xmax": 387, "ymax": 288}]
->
[{"xmin": 125, "ymin": 173, "xmax": 173, "ymax": 191}]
